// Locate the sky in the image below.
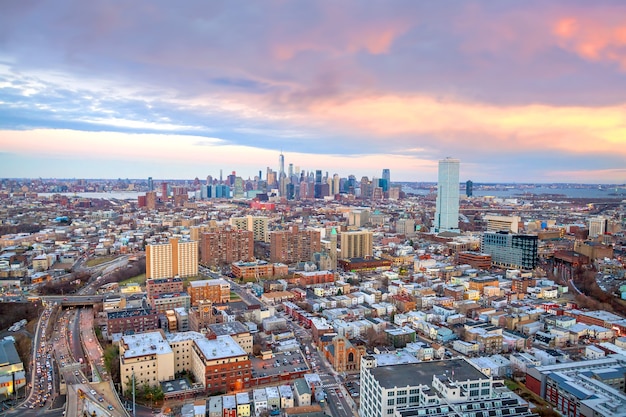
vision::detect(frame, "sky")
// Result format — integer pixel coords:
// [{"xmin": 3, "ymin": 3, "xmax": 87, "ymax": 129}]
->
[{"xmin": 1, "ymin": 1, "xmax": 625, "ymax": 183}]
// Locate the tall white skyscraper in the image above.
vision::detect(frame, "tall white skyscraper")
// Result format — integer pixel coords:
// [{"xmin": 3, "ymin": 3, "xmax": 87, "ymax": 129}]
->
[{"xmin": 434, "ymin": 157, "xmax": 460, "ymax": 232}]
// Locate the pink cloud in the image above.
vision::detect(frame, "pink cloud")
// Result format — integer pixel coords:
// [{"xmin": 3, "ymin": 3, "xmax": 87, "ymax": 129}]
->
[{"xmin": 553, "ymin": 15, "xmax": 626, "ymax": 69}]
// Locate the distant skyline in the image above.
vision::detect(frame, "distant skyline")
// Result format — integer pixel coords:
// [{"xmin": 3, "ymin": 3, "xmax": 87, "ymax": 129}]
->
[{"xmin": 1, "ymin": 1, "xmax": 625, "ymax": 183}]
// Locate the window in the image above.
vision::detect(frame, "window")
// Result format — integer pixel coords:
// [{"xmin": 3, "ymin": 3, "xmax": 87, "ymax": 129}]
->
[
  {"xmin": 388, "ymin": 391, "xmax": 395, "ymax": 397},
  {"xmin": 387, "ymin": 399, "xmax": 395, "ymax": 406},
  {"xmin": 398, "ymin": 390, "xmax": 407, "ymax": 396}
]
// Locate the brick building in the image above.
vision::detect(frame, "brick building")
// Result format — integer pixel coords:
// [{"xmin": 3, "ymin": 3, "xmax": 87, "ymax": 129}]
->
[
  {"xmin": 188, "ymin": 279, "xmax": 231, "ymax": 306},
  {"xmin": 199, "ymin": 229, "xmax": 254, "ymax": 267},
  {"xmin": 107, "ymin": 307, "xmax": 159, "ymax": 335},
  {"xmin": 191, "ymin": 335, "xmax": 251, "ymax": 394},
  {"xmin": 457, "ymin": 251, "xmax": 492, "ymax": 269},
  {"xmin": 269, "ymin": 226, "xmax": 321, "ymax": 264},
  {"xmin": 231, "ymin": 261, "xmax": 288, "ymax": 280},
  {"xmin": 146, "ymin": 277, "xmax": 184, "ymax": 299}
]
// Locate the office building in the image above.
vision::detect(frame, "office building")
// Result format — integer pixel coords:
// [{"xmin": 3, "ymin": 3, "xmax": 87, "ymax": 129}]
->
[
  {"xmin": 340, "ymin": 230, "xmax": 373, "ymax": 259},
  {"xmin": 188, "ymin": 279, "xmax": 230, "ymax": 306},
  {"xmin": 526, "ymin": 357, "xmax": 626, "ymax": 417},
  {"xmin": 146, "ymin": 238, "xmax": 198, "ymax": 279},
  {"xmin": 199, "ymin": 229, "xmax": 254, "ymax": 267},
  {"xmin": 434, "ymin": 157, "xmax": 460, "ymax": 232},
  {"xmin": 230, "ymin": 216, "xmax": 269, "ymax": 243},
  {"xmin": 481, "ymin": 232, "xmax": 538, "ymax": 270},
  {"xmin": 484, "ymin": 214, "xmax": 521, "ymax": 233},
  {"xmin": 359, "ymin": 357, "xmax": 496, "ymax": 417},
  {"xmin": 269, "ymin": 226, "xmax": 321, "ymax": 264}
]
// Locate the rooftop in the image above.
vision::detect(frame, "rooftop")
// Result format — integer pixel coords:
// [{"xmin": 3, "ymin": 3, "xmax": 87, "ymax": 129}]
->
[
  {"xmin": 0, "ymin": 338, "xmax": 21, "ymax": 367},
  {"xmin": 189, "ymin": 279, "xmax": 230, "ymax": 288},
  {"xmin": 370, "ymin": 358, "xmax": 488, "ymax": 389},
  {"xmin": 194, "ymin": 335, "xmax": 246, "ymax": 361},
  {"xmin": 122, "ymin": 331, "xmax": 172, "ymax": 358}
]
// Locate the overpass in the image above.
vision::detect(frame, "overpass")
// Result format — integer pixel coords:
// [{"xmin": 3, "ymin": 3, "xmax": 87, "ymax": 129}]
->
[{"xmin": 41, "ymin": 295, "xmax": 106, "ymax": 307}]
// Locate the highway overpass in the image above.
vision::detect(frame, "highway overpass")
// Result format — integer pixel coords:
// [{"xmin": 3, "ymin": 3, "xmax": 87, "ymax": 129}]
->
[{"xmin": 41, "ymin": 295, "xmax": 106, "ymax": 307}]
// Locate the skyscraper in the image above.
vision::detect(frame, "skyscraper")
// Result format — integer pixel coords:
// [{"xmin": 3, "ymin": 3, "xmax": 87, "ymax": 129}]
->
[
  {"xmin": 466, "ymin": 180, "xmax": 473, "ymax": 197},
  {"xmin": 434, "ymin": 157, "xmax": 460, "ymax": 233},
  {"xmin": 148, "ymin": 176, "xmax": 154, "ymax": 191}
]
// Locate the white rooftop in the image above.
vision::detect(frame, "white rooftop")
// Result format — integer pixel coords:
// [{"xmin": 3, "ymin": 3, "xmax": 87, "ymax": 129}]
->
[
  {"xmin": 374, "ymin": 351, "xmax": 419, "ymax": 367},
  {"xmin": 122, "ymin": 331, "xmax": 172, "ymax": 359},
  {"xmin": 166, "ymin": 331, "xmax": 206, "ymax": 344},
  {"xmin": 194, "ymin": 335, "xmax": 246, "ymax": 361}
]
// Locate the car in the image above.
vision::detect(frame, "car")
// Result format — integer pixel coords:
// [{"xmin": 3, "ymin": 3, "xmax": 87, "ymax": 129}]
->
[
  {"xmin": 98, "ymin": 397, "xmax": 104, "ymax": 402},
  {"xmin": 108, "ymin": 405, "xmax": 114, "ymax": 410},
  {"xmin": 90, "ymin": 389, "xmax": 97, "ymax": 395}
]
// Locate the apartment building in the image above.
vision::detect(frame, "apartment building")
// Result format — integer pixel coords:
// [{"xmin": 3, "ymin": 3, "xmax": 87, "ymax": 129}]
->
[
  {"xmin": 199, "ymin": 229, "xmax": 254, "ymax": 267},
  {"xmin": 146, "ymin": 238, "xmax": 198, "ymax": 279},
  {"xmin": 269, "ymin": 226, "xmax": 321, "ymax": 264}
]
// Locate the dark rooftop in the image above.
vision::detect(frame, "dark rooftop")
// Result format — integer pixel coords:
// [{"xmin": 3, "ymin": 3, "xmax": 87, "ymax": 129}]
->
[{"xmin": 370, "ymin": 358, "xmax": 488, "ymax": 389}]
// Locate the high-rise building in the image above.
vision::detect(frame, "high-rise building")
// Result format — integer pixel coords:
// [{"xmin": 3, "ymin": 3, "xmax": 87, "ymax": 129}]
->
[
  {"xmin": 589, "ymin": 216, "xmax": 608, "ymax": 238},
  {"xmin": 230, "ymin": 215, "xmax": 269, "ymax": 242},
  {"xmin": 269, "ymin": 226, "xmax": 321, "ymax": 264},
  {"xmin": 146, "ymin": 238, "xmax": 198, "ymax": 279},
  {"xmin": 340, "ymin": 230, "xmax": 373, "ymax": 259},
  {"xmin": 148, "ymin": 176, "xmax": 154, "ymax": 191},
  {"xmin": 199, "ymin": 229, "xmax": 254, "ymax": 267},
  {"xmin": 161, "ymin": 182, "xmax": 169, "ymax": 201},
  {"xmin": 329, "ymin": 227, "xmax": 338, "ymax": 272},
  {"xmin": 145, "ymin": 191, "xmax": 157, "ymax": 210},
  {"xmin": 480, "ymin": 231, "xmax": 538, "ymax": 270},
  {"xmin": 466, "ymin": 180, "xmax": 473, "ymax": 197},
  {"xmin": 360, "ymin": 176, "xmax": 371, "ymax": 199},
  {"xmin": 434, "ymin": 157, "xmax": 460, "ymax": 232}
]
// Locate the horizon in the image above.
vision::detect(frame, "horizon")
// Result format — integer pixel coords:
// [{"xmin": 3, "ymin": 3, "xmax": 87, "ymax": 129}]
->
[{"xmin": 1, "ymin": 1, "xmax": 626, "ymax": 183}]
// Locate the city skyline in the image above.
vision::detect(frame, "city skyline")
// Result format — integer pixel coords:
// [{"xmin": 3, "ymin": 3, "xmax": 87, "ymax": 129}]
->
[{"xmin": 1, "ymin": 1, "xmax": 626, "ymax": 183}]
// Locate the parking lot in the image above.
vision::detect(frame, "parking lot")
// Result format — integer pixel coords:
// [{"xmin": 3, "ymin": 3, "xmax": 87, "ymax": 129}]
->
[{"xmin": 250, "ymin": 350, "xmax": 309, "ymax": 378}]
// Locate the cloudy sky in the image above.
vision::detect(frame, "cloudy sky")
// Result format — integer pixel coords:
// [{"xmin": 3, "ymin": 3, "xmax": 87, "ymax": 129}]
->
[{"xmin": 1, "ymin": 1, "xmax": 625, "ymax": 183}]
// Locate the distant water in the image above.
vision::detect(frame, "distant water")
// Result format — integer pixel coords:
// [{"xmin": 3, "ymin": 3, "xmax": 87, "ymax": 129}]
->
[
  {"xmin": 404, "ymin": 186, "xmax": 626, "ymax": 199},
  {"xmin": 38, "ymin": 186, "xmax": 626, "ymax": 200},
  {"xmin": 38, "ymin": 191, "xmax": 143, "ymax": 200}
]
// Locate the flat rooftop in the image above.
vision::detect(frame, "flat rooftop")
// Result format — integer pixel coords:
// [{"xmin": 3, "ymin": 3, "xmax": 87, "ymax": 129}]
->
[
  {"xmin": 370, "ymin": 358, "xmax": 488, "ymax": 389},
  {"xmin": 189, "ymin": 279, "xmax": 230, "ymax": 287},
  {"xmin": 194, "ymin": 335, "xmax": 246, "ymax": 361},
  {"xmin": 122, "ymin": 331, "xmax": 172, "ymax": 359}
]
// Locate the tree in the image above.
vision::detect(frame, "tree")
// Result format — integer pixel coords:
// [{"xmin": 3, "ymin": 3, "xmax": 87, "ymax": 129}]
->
[
  {"xmin": 336, "ymin": 289, "xmax": 343, "ymax": 296},
  {"xmin": 103, "ymin": 345, "xmax": 120, "ymax": 383},
  {"xmin": 365, "ymin": 327, "xmax": 389, "ymax": 349}
]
